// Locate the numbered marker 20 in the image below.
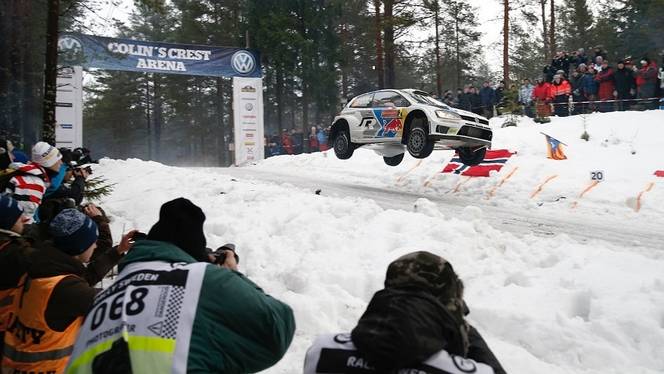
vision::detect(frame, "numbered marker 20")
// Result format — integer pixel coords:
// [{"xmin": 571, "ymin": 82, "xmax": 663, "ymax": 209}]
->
[{"xmin": 590, "ymin": 171, "xmax": 604, "ymax": 182}]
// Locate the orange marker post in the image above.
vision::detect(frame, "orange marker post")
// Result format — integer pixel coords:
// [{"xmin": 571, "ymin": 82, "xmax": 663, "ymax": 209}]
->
[
  {"xmin": 530, "ymin": 175, "xmax": 558, "ymax": 199},
  {"xmin": 486, "ymin": 167, "xmax": 519, "ymax": 199},
  {"xmin": 397, "ymin": 159, "xmax": 423, "ymax": 182}
]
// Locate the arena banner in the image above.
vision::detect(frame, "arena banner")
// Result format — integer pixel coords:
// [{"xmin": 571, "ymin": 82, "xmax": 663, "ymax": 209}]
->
[
  {"xmin": 233, "ymin": 77, "xmax": 264, "ymax": 166},
  {"xmin": 57, "ymin": 34, "xmax": 261, "ymax": 78}
]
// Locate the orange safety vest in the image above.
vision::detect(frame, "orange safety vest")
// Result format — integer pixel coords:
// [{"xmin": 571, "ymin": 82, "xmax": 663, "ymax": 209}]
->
[
  {"xmin": 2, "ymin": 274, "xmax": 83, "ymax": 374},
  {"xmin": 1, "ymin": 241, "xmax": 14, "ymax": 335}
]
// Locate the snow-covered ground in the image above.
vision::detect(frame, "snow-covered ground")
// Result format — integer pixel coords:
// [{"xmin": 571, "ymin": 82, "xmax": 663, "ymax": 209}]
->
[{"xmin": 92, "ymin": 110, "xmax": 664, "ymax": 374}]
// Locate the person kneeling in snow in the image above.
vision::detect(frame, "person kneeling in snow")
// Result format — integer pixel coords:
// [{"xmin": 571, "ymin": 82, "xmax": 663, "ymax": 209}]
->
[
  {"xmin": 304, "ymin": 251, "xmax": 506, "ymax": 374},
  {"xmin": 65, "ymin": 197, "xmax": 296, "ymax": 374}
]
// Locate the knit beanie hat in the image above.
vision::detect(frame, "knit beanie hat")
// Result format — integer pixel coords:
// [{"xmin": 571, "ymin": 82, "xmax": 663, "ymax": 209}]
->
[
  {"xmin": 0, "ymin": 195, "xmax": 24, "ymax": 230},
  {"xmin": 50, "ymin": 208, "xmax": 99, "ymax": 255},
  {"xmin": 32, "ymin": 141, "xmax": 62, "ymax": 168},
  {"xmin": 147, "ymin": 198, "xmax": 208, "ymax": 262}
]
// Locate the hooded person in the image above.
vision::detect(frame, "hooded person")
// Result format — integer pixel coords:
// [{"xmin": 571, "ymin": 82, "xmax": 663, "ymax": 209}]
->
[
  {"xmin": 64, "ymin": 197, "xmax": 295, "ymax": 374},
  {"xmin": 2, "ymin": 207, "xmax": 131, "ymax": 374},
  {"xmin": 304, "ymin": 251, "xmax": 506, "ymax": 374}
]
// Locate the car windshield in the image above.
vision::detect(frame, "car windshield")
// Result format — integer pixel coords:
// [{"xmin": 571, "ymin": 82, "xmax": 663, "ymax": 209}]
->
[{"xmin": 404, "ymin": 91, "xmax": 449, "ymax": 109}]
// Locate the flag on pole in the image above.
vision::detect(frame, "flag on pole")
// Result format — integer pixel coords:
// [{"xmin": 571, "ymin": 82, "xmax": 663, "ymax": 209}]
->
[
  {"xmin": 541, "ymin": 132, "xmax": 567, "ymax": 160},
  {"xmin": 442, "ymin": 149, "xmax": 516, "ymax": 177}
]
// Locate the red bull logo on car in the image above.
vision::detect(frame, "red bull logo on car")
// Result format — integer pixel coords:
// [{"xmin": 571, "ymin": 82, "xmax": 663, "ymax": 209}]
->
[{"xmin": 374, "ymin": 108, "xmax": 405, "ymax": 137}]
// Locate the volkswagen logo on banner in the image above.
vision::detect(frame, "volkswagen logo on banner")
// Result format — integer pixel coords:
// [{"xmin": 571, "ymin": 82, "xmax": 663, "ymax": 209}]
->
[
  {"xmin": 245, "ymin": 103, "xmax": 254, "ymax": 111},
  {"xmin": 231, "ymin": 50, "xmax": 256, "ymax": 76},
  {"xmin": 58, "ymin": 35, "xmax": 84, "ymax": 63}
]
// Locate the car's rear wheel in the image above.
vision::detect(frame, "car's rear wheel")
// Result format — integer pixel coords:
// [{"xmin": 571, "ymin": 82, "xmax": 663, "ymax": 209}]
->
[
  {"xmin": 383, "ymin": 153, "xmax": 404, "ymax": 167},
  {"xmin": 333, "ymin": 130, "xmax": 354, "ymax": 159},
  {"xmin": 407, "ymin": 121, "xmax": 434, "ymax": 158},
  {"xmin": 457, "ymin": 147, "xmax": 487, "ymax": 166}
]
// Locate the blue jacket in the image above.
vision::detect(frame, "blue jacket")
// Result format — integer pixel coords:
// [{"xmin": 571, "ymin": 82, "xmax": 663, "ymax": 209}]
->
[
  {"xmin": 479, "ymin": 86, "xmax": 496, "ymax": 109},
  {"xmin": 582, "ymin": 72, "xmax": 599, "ymax": 95}
]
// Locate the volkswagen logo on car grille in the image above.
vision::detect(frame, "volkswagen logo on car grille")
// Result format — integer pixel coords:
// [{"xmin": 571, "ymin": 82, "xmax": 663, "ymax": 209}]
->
[{"xmin": 231, "ymin": 50, "xmax": 256, "ymax": 76}]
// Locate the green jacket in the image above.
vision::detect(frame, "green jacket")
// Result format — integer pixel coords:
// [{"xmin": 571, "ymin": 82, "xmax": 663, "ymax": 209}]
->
[{"xmin": 119, "ymin": 240, "xmax": 296, "ymax": 373}]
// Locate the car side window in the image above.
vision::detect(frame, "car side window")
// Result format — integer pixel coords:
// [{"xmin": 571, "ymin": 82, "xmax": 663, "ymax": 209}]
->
[
  {"xmin": 373, "ymin": 91, "xmax": 398, "ymax": 107},
  {"xmin": 391, "ymin": 95, "xmax": 407, "ymax": 107},
  {"xmin": 350, "ymin": 93, "xmax": 373, "ymax": 108}
]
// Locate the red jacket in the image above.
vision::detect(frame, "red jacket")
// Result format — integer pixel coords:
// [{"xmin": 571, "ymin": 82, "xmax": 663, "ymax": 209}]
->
[
  {"xmin": 635, "ymin": 62, "xmax": 657, "ymax": 86},
  {"xmin": 532, "ymin": 82, "xmax": 551, "ymax": 101},
  {"xmin": 595, "ymin": 67, "xmax": 615, "ymax": 100}
]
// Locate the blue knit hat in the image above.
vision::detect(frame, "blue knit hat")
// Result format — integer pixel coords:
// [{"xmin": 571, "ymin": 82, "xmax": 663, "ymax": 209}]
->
[
  {"xmin": 0, "ymin": 195, "xmax": 24, "ymax": 230},
  {"xmin": 50, "ymin": 209, "xmax": 99, "ymax": 255}
]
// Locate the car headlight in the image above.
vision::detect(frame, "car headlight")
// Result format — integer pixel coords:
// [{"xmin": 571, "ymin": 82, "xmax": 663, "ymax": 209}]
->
[{"xmin": 435, "ymin": 110, "xmax": 461, "ymax": 120}]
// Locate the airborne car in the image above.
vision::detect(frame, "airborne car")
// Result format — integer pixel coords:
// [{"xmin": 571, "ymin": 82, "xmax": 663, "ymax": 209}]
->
[{"xmin": 328, "ymin": 89, "xmax": 492, "ymax": 166}]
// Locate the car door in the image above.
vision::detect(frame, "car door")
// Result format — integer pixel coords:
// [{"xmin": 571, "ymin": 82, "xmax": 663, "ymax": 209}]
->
[
  {"xmin": 370, "ymin": 91, "xmax": 406, "ymax": 141},
  {"xmin": 347, "ymin": 92, "xmax": 378, "ymax": 143}
]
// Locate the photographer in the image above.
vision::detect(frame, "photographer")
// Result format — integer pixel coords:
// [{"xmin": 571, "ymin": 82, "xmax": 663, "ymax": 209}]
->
[
  {"xmin": 44, "ymin": 148, "xmax": 90, "ymax": 206},
  {"xmin": 571, "ymin": 48, "xmax": 588, "ymax": 69},
  {"xmin": 304, "ymin": 251, "xmax": 505, "ymax": 374},
  {"xmin": 1, "ymin": 208, "xmax": 133, "ymax": 374},
  {"xmin": 551, "ymin": 51, "xmax": 571, "ymax": 77},
  {"xmin": 64, "ymin": 197, "xmax": 295, "ymax": 374}
]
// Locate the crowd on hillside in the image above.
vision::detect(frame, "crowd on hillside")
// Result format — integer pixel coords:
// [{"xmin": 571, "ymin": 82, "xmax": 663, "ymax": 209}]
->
[
  {"xmin": 439, "ymin": 46, "xmax": 664, "ymax": 119},
  {"xmin": 1, "ymin": 137, "xmax": 507, "ymax": 373}
]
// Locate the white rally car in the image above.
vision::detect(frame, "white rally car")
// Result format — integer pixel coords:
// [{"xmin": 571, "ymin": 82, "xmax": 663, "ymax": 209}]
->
[{"xmin": 327, "ymin": 89, "xmax": 492, "ymax": 166}]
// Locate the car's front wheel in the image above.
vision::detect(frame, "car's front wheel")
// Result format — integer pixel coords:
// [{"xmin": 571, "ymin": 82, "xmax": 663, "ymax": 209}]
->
[
  {"xmin": 407, "ymin": 121, "xmax": 434, "ymax": 159},
  {"xmin": 457, "ymin": 147, "xmax": 487, "ymax": 166},
  {"xmin": 333, "ymin": 130, "xmax": 354, "ymax": 159},
  {"xmin": 383, "ymin": 153, "xmax": 404, "ymax": 166}
]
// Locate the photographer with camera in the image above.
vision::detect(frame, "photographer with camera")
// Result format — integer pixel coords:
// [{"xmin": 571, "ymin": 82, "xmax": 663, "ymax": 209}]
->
[
  {"xmin": 65, "ymin": 197, "xmax": 295, "ymax": 374},
  {"xmin": 1, "ymin": 208, "xmax": 135, "ymax": 374},
  {"xmin": 304, "ymin": 251, "xmax": 506, "ymax": 374},
  {"xmin": 43, "ymin": 148, "xmax": 90, "ymax": 207},
  {"xmin": 551, "ymin": 51, "xmax": 571, "ymax": 77}
]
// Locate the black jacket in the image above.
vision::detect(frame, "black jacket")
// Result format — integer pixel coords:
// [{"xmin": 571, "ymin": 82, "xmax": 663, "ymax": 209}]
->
[
  {"xmin": 614, "ymin": 67, "xmax": 635, "ymax": 96},
  {"xmin": 45, "ymin": 176, "xmax": 86, "ymax": 205},
  {"xmin": 351, "ymin": 286, "xmax": 506, "ymax": 373}
]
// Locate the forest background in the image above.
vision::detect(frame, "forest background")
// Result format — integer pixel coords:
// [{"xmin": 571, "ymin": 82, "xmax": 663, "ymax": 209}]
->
[{"xmin": 1, "ymin": 0, "xmax": 662, "ymax": 166}]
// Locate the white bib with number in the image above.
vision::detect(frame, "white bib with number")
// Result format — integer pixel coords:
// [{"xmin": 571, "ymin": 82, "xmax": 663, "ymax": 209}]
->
[{"xmin": 66, "ymin": 260, "xmax": 208, "ymax": 374}]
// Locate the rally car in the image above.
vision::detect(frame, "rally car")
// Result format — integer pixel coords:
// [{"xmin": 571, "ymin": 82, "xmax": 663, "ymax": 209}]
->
[{"xmin": 327, "ymin": 89, "xmax": 492, "ymax": 166}]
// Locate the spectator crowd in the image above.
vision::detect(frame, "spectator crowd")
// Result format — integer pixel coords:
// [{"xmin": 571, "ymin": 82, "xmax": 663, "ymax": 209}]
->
[
  {"xmin": 265, "ymin": 125, "xmax": 330, "ymax": 158},
  {"xmin": 439, "ymin": 45, "xmax": 664, "ymax": 119}
]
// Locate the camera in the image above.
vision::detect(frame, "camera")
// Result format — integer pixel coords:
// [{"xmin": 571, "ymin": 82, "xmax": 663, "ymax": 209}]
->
[
  {"xmin": 207, "ymin": 244, "xmax": 239, "ymax": 265},
  {"xmin": 131, "ymin": 231, "xmax": 148, "ymax": 241},
  {"xmin": 74, "ymin": 165, "xmax": 93, "ymax": 175}
]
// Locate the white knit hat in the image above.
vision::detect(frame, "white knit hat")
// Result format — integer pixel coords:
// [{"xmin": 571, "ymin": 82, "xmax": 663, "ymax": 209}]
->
[{"xmin": 32, "ymin": 141, "xmax": 62, "ymax": 168}]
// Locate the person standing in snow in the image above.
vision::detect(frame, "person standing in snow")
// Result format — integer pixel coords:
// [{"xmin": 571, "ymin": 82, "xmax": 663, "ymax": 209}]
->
[
  {"xmin": 65, "ymin": 197, "xmax": 296, "ymax": 374},
  {"xmin": 633, "ymin": 57, "xmax": 658, "ymax": 109},
  {"xmin": 304, "ymin": 251, "xmax": 506, "ymax": 374}
]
